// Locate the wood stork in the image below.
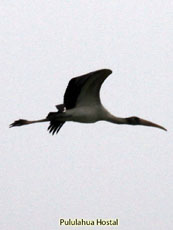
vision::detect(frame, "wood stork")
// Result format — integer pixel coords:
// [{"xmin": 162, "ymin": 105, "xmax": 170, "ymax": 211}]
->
[{"xmin": 10, "ymin": 69, "xmax": 167, "ymax": 134}]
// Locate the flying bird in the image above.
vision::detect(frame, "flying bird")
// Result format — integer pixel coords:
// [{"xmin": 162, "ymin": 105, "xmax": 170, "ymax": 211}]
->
[{"xmin": 10, "ymin": 69, "xmax": 167, "ymax": 134}]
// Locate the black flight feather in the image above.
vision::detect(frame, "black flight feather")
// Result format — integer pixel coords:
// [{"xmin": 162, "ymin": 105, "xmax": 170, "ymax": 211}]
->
[{"xmin": 47, "ymin": 105, "xmax": 65, "ymax": 135}]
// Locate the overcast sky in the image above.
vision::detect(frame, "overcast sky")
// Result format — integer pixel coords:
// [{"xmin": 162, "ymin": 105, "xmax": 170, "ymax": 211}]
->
[{"xmin": 0, "ymin": 1, "xmax": 172, "ymax": 230}]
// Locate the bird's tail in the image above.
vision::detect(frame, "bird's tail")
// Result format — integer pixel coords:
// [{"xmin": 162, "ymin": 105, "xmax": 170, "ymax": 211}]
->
[{"xmin": 9, "ymin": 118, "xmax": 48, "ymax": 128}]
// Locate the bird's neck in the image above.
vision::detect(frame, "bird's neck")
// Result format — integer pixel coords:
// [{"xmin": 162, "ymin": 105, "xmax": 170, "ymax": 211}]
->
[
  {"xmin": 26, "ymin": 118, "xmax": 48, "ymax": 125},
  {"xmin": 106, "ymin": 114, "xmax": 126, "ymax": 124}
]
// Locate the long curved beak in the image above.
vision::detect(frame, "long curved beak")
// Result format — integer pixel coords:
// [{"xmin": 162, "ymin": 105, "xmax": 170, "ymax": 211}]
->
[{"xmin": 139, "ymin": 118, "xmax": 167, "ymax": 131}]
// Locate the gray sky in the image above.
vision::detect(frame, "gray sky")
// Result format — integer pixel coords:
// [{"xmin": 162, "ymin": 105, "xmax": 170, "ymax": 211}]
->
[{"xmin": 0, "ymin": 1, "xmax": 172, "ymax": 230}]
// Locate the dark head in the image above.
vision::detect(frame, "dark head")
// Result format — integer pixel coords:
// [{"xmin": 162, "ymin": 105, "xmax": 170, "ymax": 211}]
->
[
  {"xmin": 126, "ymin": 116, "xmax": 167, "ymax": 131},
  {"xmin": 126, "ymin": 116, "xmax": 140, "ymax": 125},
  {"xmin": 9, "ymin": 119, "xmax": 29, "ymax": 128}
]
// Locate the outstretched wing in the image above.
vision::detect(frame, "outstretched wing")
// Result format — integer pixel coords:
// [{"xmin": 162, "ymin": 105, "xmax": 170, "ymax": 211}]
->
[
  {"xmin": 64, "ymin": 69, "xmax": 112, "ymax": 109},
  {"xmin": 47, "ymin": 69, "xmax": 112, "ymax": 135},
  {"xmin": 47, "ymin": 104, "xmax": 65, "ymax": 135}
]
